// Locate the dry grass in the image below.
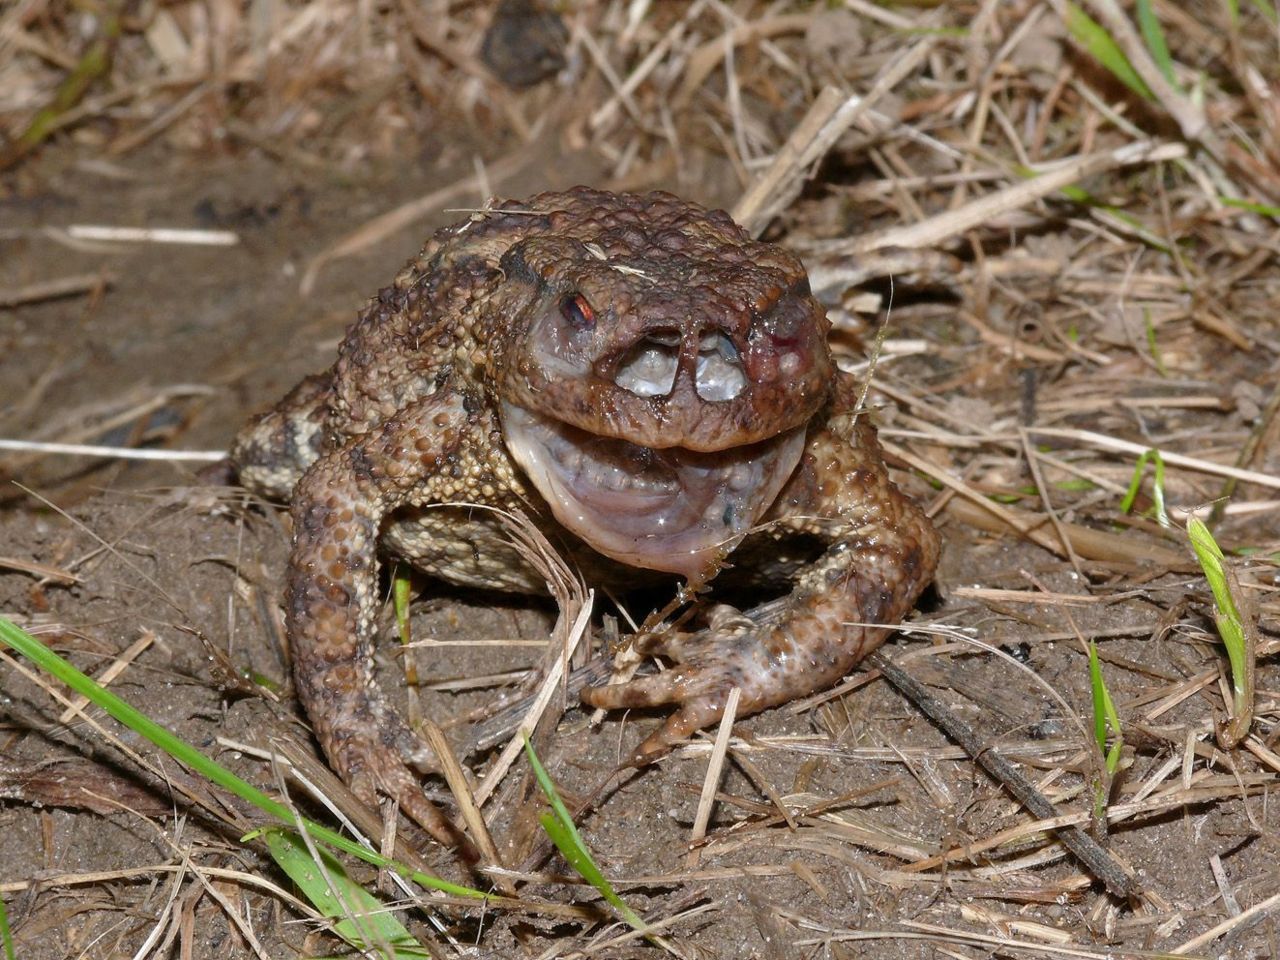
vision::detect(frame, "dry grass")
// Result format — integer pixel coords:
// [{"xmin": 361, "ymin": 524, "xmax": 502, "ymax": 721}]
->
[{"xmin": 4, "ymin": 0, "xmax": 1280, "ymax": 957}]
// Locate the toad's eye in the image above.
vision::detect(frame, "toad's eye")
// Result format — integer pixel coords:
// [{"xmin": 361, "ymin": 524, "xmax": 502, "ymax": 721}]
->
[{"xmin": 560, "ymin": 293, "xmax": 596, "ymax": 330}]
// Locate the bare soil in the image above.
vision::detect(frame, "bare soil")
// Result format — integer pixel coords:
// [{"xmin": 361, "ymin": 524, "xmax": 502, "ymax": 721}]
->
[{"xmin": 4, "ymin": 2, "xmax": 1280, "ymax": 958}]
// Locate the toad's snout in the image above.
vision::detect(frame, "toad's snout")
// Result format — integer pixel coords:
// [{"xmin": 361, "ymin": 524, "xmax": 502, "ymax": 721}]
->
[{"xmin": 612, "ymin": 327, "xmax": 747, "ymax": 402}]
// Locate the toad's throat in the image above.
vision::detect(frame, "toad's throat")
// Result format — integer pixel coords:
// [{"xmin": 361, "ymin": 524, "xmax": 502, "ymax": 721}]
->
[{"xmin": 500, "ymin": 402, "xmax": 806, "ymax": 580}]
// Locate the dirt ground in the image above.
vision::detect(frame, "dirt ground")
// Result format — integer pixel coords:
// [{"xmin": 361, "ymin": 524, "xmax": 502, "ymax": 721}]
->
[{"xmin": 4, "ymin": 1, "xmax": 1280, "ymax": 958}]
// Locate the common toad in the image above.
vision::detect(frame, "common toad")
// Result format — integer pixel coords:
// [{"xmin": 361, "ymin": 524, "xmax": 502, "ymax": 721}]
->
[{"xmin": 231, "ymin": 187, "xmax": 939, "ymax": 850}]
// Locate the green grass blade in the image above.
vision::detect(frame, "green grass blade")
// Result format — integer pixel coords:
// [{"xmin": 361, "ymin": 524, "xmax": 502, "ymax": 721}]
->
[
  {"xmin": 1062, "ymin": 2, "xmax": 1153, "ymax": 99},
  {"xmin": 1087, "ymin": 641, "xmax": 1124, "ymax": 825},
  {"xmin": 522, "ymin": 736, "xmax": 646, "ymax": 932},
  {"xmin": 1136, "ymin": 0, "xmax": 1178, "ymax": 88},
  {"xmin": 0, "ymin": 894, "xmax": 13, "ymax": 960},
  {"xmin": 391, "ymin": 565, "xmax": 421, "ymax": 700},
  {"xmin": 393, "ymin": 565, "xmax": 413, "ymax": 646},
  {"xmin": 1222, "ymin": 196, "xmax": 1280, "ymax": 217},
  {"xmin": 1119, "ymin": 449, "xmax": 1169, "ymax": 527},
  {"xmin": 1143, "ymin": 309, "xmax": 1168, "ymax": 376},
  {"xmin": 1088, "ymin": 643, "xmax": 1109, "ymax": 753},
  {"xmin": 265, "ymin": 828, "xmax": 431, "ymax": 959},
  {"xmin": 1186, "ymin": 520, "xmax": 1248, "ymax": 697},
  {"xmin": 0, "ymin": 6, "xmax": 121, "ymax": 170},
  {"xmin": 0, "ymin": 616, "xmax": 485, "ymax": 900},
  {"xmin": 1087, "ymin": 642, "xmax": 1123, "ymax": 775},
  {"xmin": 536, "ymin": 811, "xmax": 643, "ymax": 926},
  {"xmin": 1106, "ymin": 740, "xmax": 1123, "ymax": 772}
]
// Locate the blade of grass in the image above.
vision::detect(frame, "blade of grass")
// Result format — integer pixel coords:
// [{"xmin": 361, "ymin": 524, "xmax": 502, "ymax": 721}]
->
[
  {"xmin": 1086, "ymin": 642, "xmax": 1124, "ymax": 829},
  {"xmin": 1062, "ymin": 2, "xmax": 1153, "ymax": 99},
  {"xmin": 1135, "ymin": 0, "xmax": 1178, "ymax": 88},
  {"xmin": 1187, "ymin": 520, "xmax": 1247, "ymax": 693},
  {"xmin": 1186, "ymin": 519, "xmax": 1256, "ymax": 747},
  {"xmin": 265, "ymin": 828, "xmax": 431, "ymax": 959},
  {"xmin": 1089, "ymin": 643, "xmax": 1109, "ymax": 756},
  {"xmin": 1087, "ymin": 643, "xmax": 1123, "ymax": 774},
  {"xmin": 1024, "ymin": 176, "xmax": 1174, "ymax": 254},
  {"xmin": 392, "ymin": 565, "xmax": 421, "ymax": 721},
  {"xmin": 522, "ymin": 738, "xmax": 690, "ymax": 956},
  {"xmin": 1143, "ymin": 309, "xmax": 1168, "ymax": 376},
  {"xmin": 521, "ymin": 736, "xmax": 646, "ymax": 932},
  {"xmin": 0, "ymin": 2, "xmax": 123, "ymax": 172},
  {"xmin": 1222, "ymin": 196, "xmax": 1280, "ymax": 217},
  {"xmin": 0, "ymin": 894, "xmax": 13, "ymax": 960},
  {"xmin": 393, "ymin": 566, "xmax": 413, "ymax": 647},
  {"xmin": 0, "ymin": 616, "xmax": 485, "ymax": 899},
  {"xmin": 1119, "ymin": 448, "xmax": 1170, "ymax": 527}
]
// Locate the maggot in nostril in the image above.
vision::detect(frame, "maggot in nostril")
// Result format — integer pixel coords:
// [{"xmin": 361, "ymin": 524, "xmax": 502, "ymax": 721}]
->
[
  {"xmin": 615, "ymin": 331, "xmax": 680, "ymax": 398},
  {"xmin": 695, "ymin": 331, "xmax": 746, "ymax": 401}
]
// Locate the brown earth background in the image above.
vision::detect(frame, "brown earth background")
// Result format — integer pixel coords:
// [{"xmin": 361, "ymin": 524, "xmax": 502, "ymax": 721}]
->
[{"xmin": 4, "ymin": 1, "xmax": 1280, "ymax": 957}]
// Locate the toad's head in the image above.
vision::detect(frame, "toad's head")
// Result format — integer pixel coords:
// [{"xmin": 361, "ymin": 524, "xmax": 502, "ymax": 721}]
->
[{"xmin": 487, "ymin": 190, "xmax": 833, "ymax": 580}]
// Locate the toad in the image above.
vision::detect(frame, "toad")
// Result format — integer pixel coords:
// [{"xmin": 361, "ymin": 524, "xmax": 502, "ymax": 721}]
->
[{"xmin": 231, "ymin": 187, "xmax": 939, "ymax": 850}]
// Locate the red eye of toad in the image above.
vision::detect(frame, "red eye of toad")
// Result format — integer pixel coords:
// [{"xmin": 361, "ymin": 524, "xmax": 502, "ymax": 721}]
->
[{"xmin": 560, "ymin": 293, "xmax": 596, "ymax": 329}]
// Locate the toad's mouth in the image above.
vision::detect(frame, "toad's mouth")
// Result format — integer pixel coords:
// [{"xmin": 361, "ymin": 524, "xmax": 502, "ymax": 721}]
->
[{"xmin": 500, "ymin": 402, "xmax": 807, "ymax": 580}]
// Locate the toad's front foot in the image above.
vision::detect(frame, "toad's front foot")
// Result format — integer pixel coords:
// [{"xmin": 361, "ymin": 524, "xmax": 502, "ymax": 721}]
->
[
  {"xmin": 582, "ymin": 601, "xmax": 892, "ymax": 764},
  {"xmin": 280, "ymin": 393, "xmax": 479, "ymax": 854},
  {"xmin": 581, "ymin": 657, "xmax": 735, "ymax": 765}
]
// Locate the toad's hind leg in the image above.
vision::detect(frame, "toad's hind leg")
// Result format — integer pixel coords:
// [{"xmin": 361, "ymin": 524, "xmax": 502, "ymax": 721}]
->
[{"xmin": 285, "ymin": 389, "xmax": 481, "ymax": 852}]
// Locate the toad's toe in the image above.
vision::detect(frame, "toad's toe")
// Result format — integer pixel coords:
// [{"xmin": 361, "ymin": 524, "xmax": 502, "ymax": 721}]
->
[
  {"xmin": 328, "ymin": 722, "xmax": 475, "ymax": 859},
  {"xmin": 627, "ymin": 696, "xmax": 732, "ymax": 763},
  {"xmin": 582, "ymin": 658, "xmax": 744, "ymax": 761}
]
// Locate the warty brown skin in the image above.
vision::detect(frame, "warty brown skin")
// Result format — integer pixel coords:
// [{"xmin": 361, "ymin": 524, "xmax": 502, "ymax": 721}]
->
[{"xmin": 230, "ymin": 187, "xmax": 940, "ymax": 851}]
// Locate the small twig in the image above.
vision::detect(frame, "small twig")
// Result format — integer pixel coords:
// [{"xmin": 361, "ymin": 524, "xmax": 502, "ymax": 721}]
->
[
  {"xmin": 255, "ymin": 738, "xmax": 441, "ymax": 877},
  {"xmin": 1208, "ymin": 853, "xmax": 1243, "ymax": 917},
  {"xmin": 812, "ymin": 140, "xmax": 1187, "ymax": 256},
  {"xmin": 890, "ymin": 442, "xmax": 1188, "ymax": 567},
  {"xmin": 1018, "ymin": 428, "xmax": 1087, "ymax": 579},
  {"xmin": 419, "ymin": 720, "xmax": 514, "ymax": 895},
  {"xmin": 0, "ymin": 439, "xmax": 226, "ymax": 462},
  {"xmin": 107, "ymin": 82, "xmax": 210, "ymax": 156},
  {"xmin": 1028, "ymin": 427, "xmax": 1280, "ymax": 492},
  {"xmin": 1171, "ymin": 886, "xmax": 1280, "ymax": 955},
  {"xmin": 868, "ymin": 649, "xmax": 1140, "ymax": 900},
  {"xmin": 0, "ymin": 272, "xmax": 115, "ymax": 308},
  {"xmin": 686, "ymin": 686, "xmax": 740, "ymax": 869},
  {"xmin": 673, "ymin": 11, "xmax": 814, "ymax": 111},
  {"xmin": 466, "ymin": 506, "xmax": 592, "ymax": 807},
  {"xmin": 57, "ymin": 630, "xmax": 155, "ymax": 725},
  {"xmin": 66, "ymin": 225, "xmax": 239, "ymax": 246},
  {"xmin": 0, "ymin": 557, "xmax": 79, "ymax": 583},
  {"xmin": 590, "ymin": 0, "xmax": 709, "ymax": 131},
  {"xmin": 734, "ymin": 39, "xmax": 936, "ymax": 237}
]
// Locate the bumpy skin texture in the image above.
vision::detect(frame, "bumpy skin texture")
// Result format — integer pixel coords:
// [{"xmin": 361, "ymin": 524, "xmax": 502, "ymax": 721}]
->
[{"xmin": 231, "ymin": 187, "xmax": 939, "ymax": 850}]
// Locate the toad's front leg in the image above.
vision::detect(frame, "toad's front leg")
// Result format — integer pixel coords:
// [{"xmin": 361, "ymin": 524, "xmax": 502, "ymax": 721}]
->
[
  {"xmin": 582, "ymin": 413, "xmax": 940, "ymax": 762},
  {"xmin": 286, "ymin": 389, "xmax": 483, "ymax": 852}
]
